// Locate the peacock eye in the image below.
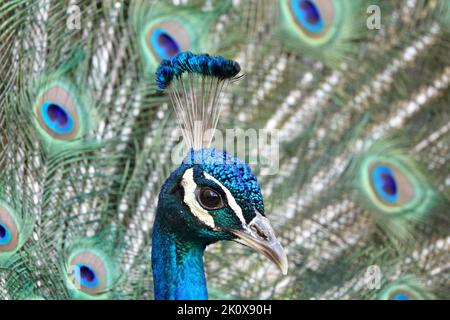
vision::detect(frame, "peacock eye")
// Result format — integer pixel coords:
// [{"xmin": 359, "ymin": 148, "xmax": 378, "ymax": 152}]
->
[
  {"xmin": 41, "ymin": 102, "xmax": 75, "ymax": 135},
  {"xmin": 389, "ymin": 290, "xmax": 415, "ymax": 300},
  {"xmin": 369, "ymin": 162, "xmax": 415, "ymax": 207},
  {"xmin": 288, "ymin": 0, "xmax": 334, "ymax": 37},
  {"xmin": 370, "ymin": 164, "xmax": 398, "ymax": 204},
  {"xmin": 145, "ymin": 20, "xmax": 191, "ymax": 65},
  {"xmin": 291, "ymin": 0, "xmax": 325, "ymax": 34},
  {"xmin": 378, "ymin": 276, "xmax": 431, "ymax": 300},
  {"xmin": 69, "ymin": 251, "xmax": 107, "ymax": 295},
  {"xmin": 0, "ymin": 223, "xmax": 12, "ymax": 246},
  {"xmin": 36, "ymin": 85, "xmax": 81, "ymax": 140},
  {"xmin": 0, "ymin": 204, "xmax": 20, "ymax": 253},
  {"xmin": 73, "ymin": 263, "xmax": 99, "ymax": 289},
  {"xmin": 150, "ymin": 28, "xmax": 181, "ymax": 60},
  {"xmin": 196, "ymin": 187, "xmax": 224, "ymax": 210}
]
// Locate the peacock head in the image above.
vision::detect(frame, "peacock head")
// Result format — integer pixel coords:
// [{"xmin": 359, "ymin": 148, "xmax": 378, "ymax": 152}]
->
[
  {"xmin": 155, "ymin": 51, "xmax": 287, "ymax": 274},
  {"xmin": 157, "ymin": 148, "xmax": 288, "ymax": 274}
]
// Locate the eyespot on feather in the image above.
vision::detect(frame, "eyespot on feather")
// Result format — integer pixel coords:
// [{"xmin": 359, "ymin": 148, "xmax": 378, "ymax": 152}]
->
[
  {"xmin": 36, "ymin": 86, "xmax": 79, "ymax": 140},
  {"xmin": 389, "ymin": 290, "xmax": 417, "ymax": 300},
  {"xmin": 369, "ymin": 162, "xmax": 415, "ymax": 207},
  {"xmin": 33, "ymin": 79, "xmax": 91, "ymax": 143},
  {"xmin": 358, "ymin": 154, "xmax": 434, "ymax": 217},
  {"xmin": 69, "ymin": 251, "xmax": 108, "ymax": 296},
  {"xmin": 279, "ymin": 0, "xmax": 369, "ymax": 65},
  {"xmin": 141, "ymin": 19, "xmax": 194, "ymax": 72},
  {"xmin": 379, "ymin": 276, "xmax": 432, "ymax": 300},
  {"xmin": 282, "ymin": 0, "xmax": 341, "ymax": 46},
  {"xmin": 0, "ymin": 205, "xmax": 19, "ymax": 252},
  {"xmin": 288, "ymin": 0, "xmax": 335, "ymax": 38},
  {"xmin": 146, "ymin": 21, "xmax": 191, "ymax": 62}
]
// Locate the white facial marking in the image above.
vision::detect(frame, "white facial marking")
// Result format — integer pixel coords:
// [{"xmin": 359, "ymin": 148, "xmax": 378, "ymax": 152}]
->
[
  {"xmin": 181, "ymin": 168, "xmax": 216, "ymax": 229},
  {"xmin": 204, "ymin": 172, "xmax": 248, "ymax": 228}
]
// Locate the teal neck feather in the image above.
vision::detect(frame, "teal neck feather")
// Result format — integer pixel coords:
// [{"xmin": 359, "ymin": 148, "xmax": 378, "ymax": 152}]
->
[{"xmin": 152, "ymin": 214, "xmax": 208, "ymax": 300}]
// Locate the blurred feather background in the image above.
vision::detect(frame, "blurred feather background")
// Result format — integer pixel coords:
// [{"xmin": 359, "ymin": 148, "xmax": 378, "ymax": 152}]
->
[{"xmin": 0, "ymin": 0, "xmax": 449, "ymax": 299}]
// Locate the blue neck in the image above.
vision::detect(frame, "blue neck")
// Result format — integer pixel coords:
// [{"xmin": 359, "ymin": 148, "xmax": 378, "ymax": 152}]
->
[{"xmin": 151, "ymin": 217, "xmax": 208, "ymax": 300}]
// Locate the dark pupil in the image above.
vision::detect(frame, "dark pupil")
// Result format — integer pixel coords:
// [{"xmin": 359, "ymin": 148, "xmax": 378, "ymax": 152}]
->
[
  {"xmin": 200, "ymin": 189, "xmax": 221, "ymax": 208},
  {"xmin": 0, "ymin": 225, "xmax": 6, "ymax": 238},
  {"xmin": 157, "ymin": 33, "xmax": 179, "ymax": 58},
  {"xmin": 381, "ymin": 172, "xmax": 397, "ymax": 196},
  {"xmin": 80, "ymin": 265, "xmax": 96, "ymax": 283},
  {"xmin": 299, "ymin": 0, "xmax": 320, "ymax": 24},
  {"xmin": 47, "ymin": 104, "xmax": 68, "ymax": 126}
]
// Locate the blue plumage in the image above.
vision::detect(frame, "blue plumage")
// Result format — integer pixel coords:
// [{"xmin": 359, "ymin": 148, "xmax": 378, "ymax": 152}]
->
[
  {"xmin": 290, "ymin": 0, "xmax": 325, "ymax": 34},
  {"xmin": 0, "ymin": 224, "xmax": 11, "ymax": 246},
  {"xmin": 73, "ymin": 264, "xmax": 99, "ymax": 289},
  {"xmin": 152, "ymin": 218, "xmax": 208, "ymax": 300},
  {"xmin": 155, "ymin": 60, "xmax": 174, "ymax": 90},
  {"xmin": 371, "ymin": 165, "xmax": 398, "ymax": 204},
  {"xmin": 152, "ymin": 52, "xmax": 286, "ymax": 299},
  {"xmin": 152, "ymin": 147, "xmax": 285, "ymax": 299},
  {"xmin": 150, "ymin": 28, "xmax": 181, "ymax": 60},
  {"xmin": 184, "ymin": 148, "xmax": 264, "ymax": 216},
  {"xmin": 155, "ymin": 52, "xmax": 241, "ymax": 89},
  {"xmin": 391, "ymin": 292, "xmax": 412, "ymax": 300},
  {"xmin": 40, "ymin": 102, "xmax": 74, "ymax": 135}
]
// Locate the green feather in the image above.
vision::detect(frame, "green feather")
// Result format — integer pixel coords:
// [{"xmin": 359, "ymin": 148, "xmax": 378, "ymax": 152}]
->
[
  {"xmin": 278, "ymin": 0, "xmax": 380, "ymax": 66},
  {"xmin": 63, "ymin": 228, "xmax": 124, "ymax": 300},
  {"xmin": 31, "ymin": 76, "xmax": 93, "ymax": 149},
  {"xmin": 353, "ymin": 139, "xmax": 437, "ymax": 240},
  {"xmin": 379, "ymin": 275, "xmax": 435, "ymax": 300},
  {"xmin": 131, "ymin": 1, "xmax": 240, "ymax": 74}
]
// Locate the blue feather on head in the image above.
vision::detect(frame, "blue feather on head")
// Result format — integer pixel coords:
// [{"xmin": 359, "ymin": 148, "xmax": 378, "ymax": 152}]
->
[
  {"xmin": 155, "ymin": 51, "xmax": 241, "ymax": 90},
  {"xmin": 183, "ymin": 148, "xmax": 265, "ymax": 219}
]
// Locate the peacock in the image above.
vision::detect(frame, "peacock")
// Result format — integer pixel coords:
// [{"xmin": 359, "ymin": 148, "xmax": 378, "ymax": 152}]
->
[
  {"xmin": 0, "ymin": 0, "xmax": 449, "ymax": 300},
  {"xmin": 152, "ymin": 52, "xmax": 287, "ymax": 299}
]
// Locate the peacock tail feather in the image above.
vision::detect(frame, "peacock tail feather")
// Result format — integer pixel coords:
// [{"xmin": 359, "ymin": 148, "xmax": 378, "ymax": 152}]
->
[{"xmin": 0, "ymin": 0, "xmax": 449, "ymax": 300}]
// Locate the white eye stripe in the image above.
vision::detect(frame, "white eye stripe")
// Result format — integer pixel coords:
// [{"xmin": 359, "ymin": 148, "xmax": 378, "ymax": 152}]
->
[
  {"xmin": 181, "ymin": 168, "xmax": 216, "ymax": 229},
  {"xmin": 203, "ymin": 172, "xmax": 247, "ymax": 228}
]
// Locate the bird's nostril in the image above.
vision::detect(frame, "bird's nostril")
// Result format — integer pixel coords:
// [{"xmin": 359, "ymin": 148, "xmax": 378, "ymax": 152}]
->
[{"xmin": 251, "ymin": 225, "xmax": 268, "ymax": 240}]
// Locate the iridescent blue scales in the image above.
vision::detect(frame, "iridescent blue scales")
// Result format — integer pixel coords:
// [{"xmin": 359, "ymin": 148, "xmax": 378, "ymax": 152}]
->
[{"xmin": 182, "ymin": 148, "xmax": 264, "ymax": 217}]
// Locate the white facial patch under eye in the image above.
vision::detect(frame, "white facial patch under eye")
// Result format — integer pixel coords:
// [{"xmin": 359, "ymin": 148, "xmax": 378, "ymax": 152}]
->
[
  {"xmin": 203, "ymin": 172, "xmax": 248, "ymax": 228},
  {"xmin": 181, "ymin": 168, "xmax": 216, "ymax": 229}
]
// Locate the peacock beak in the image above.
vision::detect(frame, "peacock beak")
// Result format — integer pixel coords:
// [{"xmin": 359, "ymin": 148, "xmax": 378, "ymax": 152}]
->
[{"xmin": 228, "ymin": 211, "xmax": 288, "ymax": 275}]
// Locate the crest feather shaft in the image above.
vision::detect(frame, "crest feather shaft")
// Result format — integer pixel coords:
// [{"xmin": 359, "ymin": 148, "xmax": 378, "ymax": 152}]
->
[{"xmin": 156, "ymin": 52, "xmax": 241, "ymax": 150}]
